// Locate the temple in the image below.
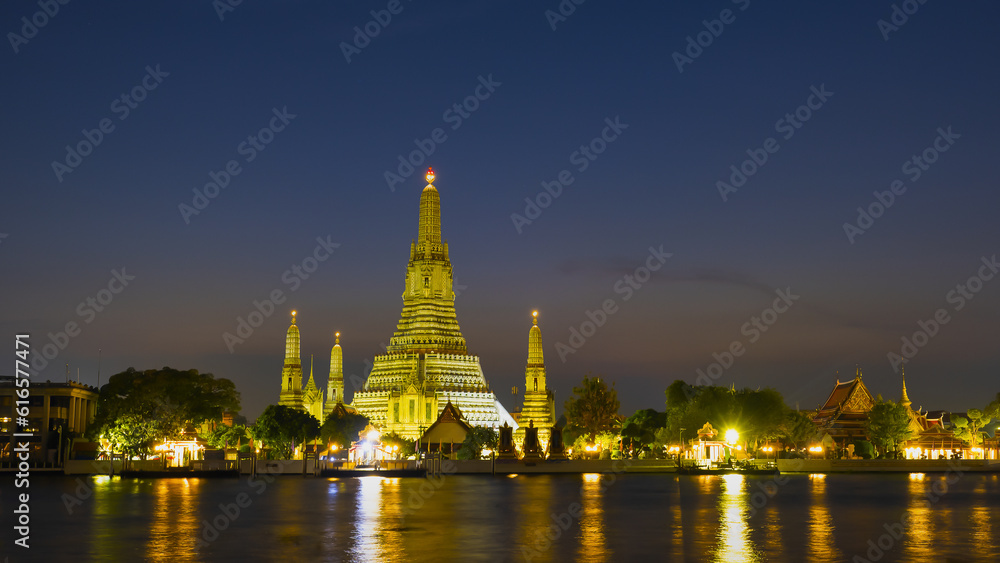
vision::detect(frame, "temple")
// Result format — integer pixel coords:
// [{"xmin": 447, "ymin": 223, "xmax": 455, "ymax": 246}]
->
[
  {"xmin": 277, "ymin": 311, "xmax": 341, "ymax": 419},
  {"xmin": 513, "ymin": 311, "xmax": 555, "ymax": 451},
  {"xmin": 811, "ymin": 367, "xmax": 875, "ymax": 445},
  {"xmin": 325, "ymin": 332, "xmax": 345, "ymax": 417},
  {"xmin": 351, "ymin": 168, "xmax": 517, "ymax": 439}
]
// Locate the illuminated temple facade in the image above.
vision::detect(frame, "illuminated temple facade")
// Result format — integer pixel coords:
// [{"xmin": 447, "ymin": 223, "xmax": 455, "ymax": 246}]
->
[
  {"xmin": 514, "ymin": 311, "xmax": 555, "ymax": 450},
  {"xmin": 278, "ymin": 311, "xmax": 346, "ymax": 420},
  {"xmin": 351, "ymin": 168, "xmax": 516, "ymax": 439}
]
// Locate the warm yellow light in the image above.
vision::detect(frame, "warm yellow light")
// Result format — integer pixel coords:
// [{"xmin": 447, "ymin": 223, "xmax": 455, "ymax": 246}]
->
[
  {"xmin": 366, "ymin": 429, "xmax": 381, "ymax": 442},
  {"xmin": 808, "ymin": 446, "xmax": 824, "ymax": 453},
  {"xmin": 725, "ymin": 429, "xmax": 739, "ymax": 445},
  {"xmin": 292, "ymin": 310, "xmax": 297, "ymax": 316},
  {"xmin": 532, "ymin": 310, "xmax": 538, "ymax": 318},
  {"xmin": 331, "ymin": 444, "xmax": 339, "ymax": 452},
  {"xmin": 425, "ymin": 167, "xmax": 435, "ymax": 184},
  {"xmin": 481, "ymin": 448, "xmax": 493, "ymax": 457},
  {"xmin": 335, "ymin": 332, "xmax": 340, "ymax": 337},
  {"xmin": 585, "ymin": 444, "xmax": 598, "ymax": 452}
]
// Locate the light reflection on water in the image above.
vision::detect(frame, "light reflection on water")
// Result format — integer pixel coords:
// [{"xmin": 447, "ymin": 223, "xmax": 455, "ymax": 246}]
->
[
  {"xmin": 147, "ymin": 478, "xmax": 200, "ymax": 561},
  {"xmin": 577, "ymin": 473, "xmax": 607, "ymax": 562},
  {"xmin": 714, "ymin": 473, "xmax": 759, "ymax": 562},
  {"xmin": 13, "ymin": 471, "xmax": 1000, "ymax": 561},
  {"xmin": 807, "ymin": 471, "xmax": 839, "ymax": 562}
]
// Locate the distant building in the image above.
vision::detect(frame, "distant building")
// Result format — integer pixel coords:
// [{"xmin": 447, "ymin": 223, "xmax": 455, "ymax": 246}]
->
[
  {"xmin": 514, "ymin": 311, "xmax": 555, "ymax": 451},
  {"xmin": 812, "ymin": 368, "xmax": 876, "ymax": 446},
  {"xmin": 276, "ymin": 311, "xmax": 342, "ymax": 422},
  {"xmin": 0, "ymin": 376, "xmax": 99, "ymax": 462}
]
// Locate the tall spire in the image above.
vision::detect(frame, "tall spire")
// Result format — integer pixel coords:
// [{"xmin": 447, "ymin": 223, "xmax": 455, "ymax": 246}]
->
[
  {"xmin": 528, "ymin": 310, "xmax": 544, "ymax": 367},
  {"xmin": 305, "ymin": 355, "xmax": 317, "ymax": 390},
  {"xmin": 284, "ymin": 310, "xmax": 300, "ymax": 369},
  {"xmin": 900, "ymin": 365, "xmax": 911, "ymax": 408},
  {"xmin": 387, "ymin": 166, "xmax": 465, "ymax": 355},
  {"xmin": 327, "ymin": 331, "xmax": 344, "ymax": 407},
  {"xmin": 418, "ymin": 167, "xmax": 441, "ymax": 246},
  {"xmin": 279, "ymin": 310, "xmax": 304, "ymax": 408}
]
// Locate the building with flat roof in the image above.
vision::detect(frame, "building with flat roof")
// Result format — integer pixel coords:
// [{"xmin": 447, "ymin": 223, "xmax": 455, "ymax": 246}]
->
[{"xmin": 0, "ymin": 376, "xmax": 99, "ymax": 463}]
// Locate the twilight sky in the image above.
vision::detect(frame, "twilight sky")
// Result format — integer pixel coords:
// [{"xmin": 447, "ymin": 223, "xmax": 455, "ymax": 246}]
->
[{"xmin": 2, "ymin": 1, "xmax": 999, "ymax": 420}]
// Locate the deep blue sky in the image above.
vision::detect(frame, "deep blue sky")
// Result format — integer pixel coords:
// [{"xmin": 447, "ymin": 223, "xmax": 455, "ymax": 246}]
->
[{"xmin": 3, "ymin": 1, "xmax": 998, "ymax": 420}]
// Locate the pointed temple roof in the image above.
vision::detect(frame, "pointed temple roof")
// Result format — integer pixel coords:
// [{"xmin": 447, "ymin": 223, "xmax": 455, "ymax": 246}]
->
[
  {"xmin": 527, "ymin": 310, "xmax": 544, "ymax": 368},
  {"xmin": 304, "ymin": 355, "xmax": 318, "ymax": 391},
  {"xmin": 329, "ymin": 332, "xmax": 343, "ymax": 381},
  {"xmin": 900, "ymin": 365, "xmax": 912, "ymax": 408},
  {"xmin": 384, "ymin": 167, "xmax": 468, "ymax": 356},
  {"xmin": 284, "ymin": 310, "xmax": 301, "ymax": 369},
  {"xmin": 419, "ymin": 400, "xmax": 473, "ymax": 444},
  {"xmin": 818, "ymin": 369, "xmax": 874, "ymax": 413}
]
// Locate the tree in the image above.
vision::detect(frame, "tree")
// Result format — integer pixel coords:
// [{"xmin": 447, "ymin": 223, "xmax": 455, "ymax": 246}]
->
[
  {"xmin": 779, "ymin": 410, "xmax": 817, "ymax": 449},
  {"xmin": 89, "ymin": 367, "xmax": 241, "ymax": 458},
  {"xmin": 205, "ymin": 424, "xmax": 250, "ymax": 450},
  {"xmin": 254, "ymin": 405, "xmax": 320, "ymax": 459},
  {"xmin": 320, "ymin": 409, "xmax": 369, "ymax": 449},
  {"xmin": 986, "ymin": 393, "xmax": 1000, "ymax": 420},
  {"xmin": 564, "ymin": 375, "xmax": 620, "ymax": 442},
  {"xmin": 457, "ymin": 427, "xmax": 498, "ymax": 460},
  {"xmin": 621, "ymin": 409, "xmax": 666, "ymax": 457},
  {"xmin": 865, "ymin": 400, "xmax": 914, "ymax": 454}
]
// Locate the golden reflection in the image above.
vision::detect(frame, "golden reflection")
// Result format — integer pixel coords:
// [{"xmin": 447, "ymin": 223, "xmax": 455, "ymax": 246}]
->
[
  {"xmin": 146, "ymin": 478, "xmax": 201, "ymax": 562},
  {"xmin": 350, "ymin": 476, "xmax": 403, "ymax": 562},
  {"xmin": 714, "ymin": 474, "xmax": 760, "ymax": 562},
  {"xmin": 578, "ymin": 473, "xmax": 608, "ymax": 562},
  {"xmin": 516, "ymin": 475, "xmax": 555, "ymax": 563},
  {"xmin": 669, "ymin": 478, "xmax": 684, "ymax": 560},
  {"xmin": 87, "ymin": 475, "xmax": 120, "ymax": 559},
  {"xmin": 903, "ymin": 473, "xmax": 934, "ymax": 559},
  {"xmin": 807, "ymin": 472, "xmax": 840, "ymax": 562}
]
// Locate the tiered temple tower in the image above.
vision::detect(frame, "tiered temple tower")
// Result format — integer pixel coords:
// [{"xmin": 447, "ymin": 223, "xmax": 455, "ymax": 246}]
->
[
  {"xmin": 278, "ymin": 311, "xmax": 304, "ymax": 408},
  {"xmin": 351, "ymin": 168, "xmax": 516, "ymax": 439},
  {"xmin": 514, "ymin": 311, "xmax": 555, "ymax": 451},
  {"xmin": 325, "ymin": 332, "xmax": 345, "ymax": 415}
]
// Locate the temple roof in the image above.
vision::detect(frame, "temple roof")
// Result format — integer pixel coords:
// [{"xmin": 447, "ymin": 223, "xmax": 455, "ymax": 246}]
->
[
  {"xmin": 817, "ymin": 372, "xmax": 874, "ymax": 414},
  {"xmin": 419, "ymin": 401, "xmax": 472, "ymax": 444}
]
